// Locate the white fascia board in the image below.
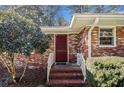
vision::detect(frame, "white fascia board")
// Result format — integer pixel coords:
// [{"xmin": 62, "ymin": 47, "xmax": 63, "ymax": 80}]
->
[
  {"xmin": 69, "ymin": 15, "xmax": 76, "ymax": 28},
  {"xmin": 41, "ymin": 26, "xmax": 71, "ymax": 31},
  {"xmin": 74, "ymin": 13, "xmax": 124, "ymax": 18}
]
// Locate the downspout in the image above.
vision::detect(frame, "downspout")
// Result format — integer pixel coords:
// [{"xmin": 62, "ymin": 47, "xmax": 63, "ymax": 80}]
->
[{"xmin": 88, "ymin": 18, "xmax": 99, "ymax": 58}]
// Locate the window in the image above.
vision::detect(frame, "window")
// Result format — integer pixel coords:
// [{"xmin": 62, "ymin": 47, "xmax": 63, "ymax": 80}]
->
[{"xmin": 99, "ymin": 27, "xmax": 116, "ymax": 47}]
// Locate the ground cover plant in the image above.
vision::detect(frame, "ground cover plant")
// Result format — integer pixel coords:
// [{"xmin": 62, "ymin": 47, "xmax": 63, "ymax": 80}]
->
[{"xmin": 86, "ymin": 56, "xmax": 124, "ymax": 87}]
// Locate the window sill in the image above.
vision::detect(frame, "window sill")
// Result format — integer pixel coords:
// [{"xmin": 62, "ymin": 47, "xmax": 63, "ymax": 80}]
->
[{"xmin": 99, "ymin": 45, "xmax": 116, "ymax": 48}]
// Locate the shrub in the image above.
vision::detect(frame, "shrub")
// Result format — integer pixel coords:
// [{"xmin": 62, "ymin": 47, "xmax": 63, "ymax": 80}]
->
[
  {"xmin": 86, "ymin": 56, "xmax": 124, "ymax": 87},
  {"xmin": 0, "ymin": 9, "xmax": 49, "ymax": 83}
]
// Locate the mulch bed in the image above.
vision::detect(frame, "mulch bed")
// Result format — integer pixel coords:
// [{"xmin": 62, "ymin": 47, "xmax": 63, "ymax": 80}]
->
[{"xmin": 0, "ymin": 63, "xmax": 47, "ymax": 87}]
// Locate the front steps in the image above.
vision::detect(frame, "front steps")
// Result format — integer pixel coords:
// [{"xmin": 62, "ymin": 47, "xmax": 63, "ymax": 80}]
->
[{"xmin": 47, "ymin": 64, "xmax": 87, "ymax": 87}]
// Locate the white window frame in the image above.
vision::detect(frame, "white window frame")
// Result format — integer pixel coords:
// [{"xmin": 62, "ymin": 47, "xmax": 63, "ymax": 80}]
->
[{"xmin": 99, "ymin": 26, "xmax": 116, "ymax": 47}]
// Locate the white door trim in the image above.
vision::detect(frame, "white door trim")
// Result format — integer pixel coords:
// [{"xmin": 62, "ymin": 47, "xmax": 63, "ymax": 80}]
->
[{"xmin": 67, "ymin": 34, "xmax": 69, "ymax": 64}]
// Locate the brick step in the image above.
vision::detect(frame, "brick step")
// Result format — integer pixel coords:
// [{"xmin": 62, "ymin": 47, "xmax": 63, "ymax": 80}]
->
[
  {"xmin": 48, "ymin": 79, "xmax": 86, "ymax": 87},
  {"xmin": 50, "ymin": 68, "xmax": 82, "ymax": 73},
  {"xmin": 50, "ymin": 73, "xmax": 84, "ymax": 79},
  {"xmin": 47, "ymin": 64, "xmax": 86, "ymax": 87}
]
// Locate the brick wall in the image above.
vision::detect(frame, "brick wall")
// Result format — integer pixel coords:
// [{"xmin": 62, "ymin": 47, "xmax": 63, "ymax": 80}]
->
[
  {"xmin": 91, "ymin": 26, "xmax": 124, "ymax": 57},
  {"xmin": 77, "ymin": 27, "xmax": 89, "ymax": 59},
  {"xmin": 68, "ymin": 34, "xmax": 79, "ymax": 63},
  {"xmin": 68, "ymin": 27, "xmax": 89, "ymax": 61}
]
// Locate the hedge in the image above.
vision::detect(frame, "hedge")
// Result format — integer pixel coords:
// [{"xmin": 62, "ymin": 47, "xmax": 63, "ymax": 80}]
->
[{"xmin": 86, "ymin": 56, "xmax": 124, "ymax": 87}]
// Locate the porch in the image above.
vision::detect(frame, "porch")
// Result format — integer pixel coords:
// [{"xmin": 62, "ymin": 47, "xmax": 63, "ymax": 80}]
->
[{"xmin": 44, "ymin": 27, "xmax": 87, "ymax": 86}]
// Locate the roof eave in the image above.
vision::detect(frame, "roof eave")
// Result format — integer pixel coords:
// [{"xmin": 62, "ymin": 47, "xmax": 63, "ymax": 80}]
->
[{"xmin": 41, "ymin": 14, "xmax": 124, "ymax": 34}]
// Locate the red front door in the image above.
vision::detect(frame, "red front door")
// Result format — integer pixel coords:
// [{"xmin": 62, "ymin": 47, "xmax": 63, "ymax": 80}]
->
[{"xmin": 55, "ymin": 35, "xmax": 67, "ymax": 62}]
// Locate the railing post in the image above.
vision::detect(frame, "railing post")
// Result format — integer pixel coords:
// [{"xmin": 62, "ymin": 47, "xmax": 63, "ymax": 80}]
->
[
  {"xmin": 77, "ymin": 53, "xmax": 80, "ymax": 65},
  {"xmin": 77, "ymin": 53, "xmax": 86, "ymax": 82},
  {"xmin": 47, "ymin": 53, "xmax": 54, "ymax": 82}
]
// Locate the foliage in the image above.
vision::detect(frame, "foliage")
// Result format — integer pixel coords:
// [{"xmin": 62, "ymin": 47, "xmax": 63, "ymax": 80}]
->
[
  {"xmin": 0, "ymin": 9, "xmax": 33, "ymax": 55},
  {"xmin": 1, "ymin": 5, "xmax": 124, "ymax": 27},
  {"xmin": 14, "ymin": 6, "xmax": 62, "ymax": 26},
  {"xmin": 57, "ymin": 16, "xmax": 68, "ymax": 26},
  {"xmin": 67, "ymin": 5, "xmax": 93, "ymax": 14},
  {"xmin": 67, "ymin": 5, "xmax": 122, "ymax": 15},
  {"xmin": 86, "ymin": 56, "xmax": 124, "ymax": 87},
  {"xmin": 0, "ymin": 9, "xmax": 49, "ymax": 83}
]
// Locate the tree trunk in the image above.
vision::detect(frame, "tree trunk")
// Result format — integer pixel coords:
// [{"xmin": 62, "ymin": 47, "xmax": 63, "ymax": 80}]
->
[
  {"xmin": 19, "ymin": 56, "xmax": 29, "ymax": 82},
  {"xmin": 9, "ymin": 53, "xmax": 17, "ymax": 84}
]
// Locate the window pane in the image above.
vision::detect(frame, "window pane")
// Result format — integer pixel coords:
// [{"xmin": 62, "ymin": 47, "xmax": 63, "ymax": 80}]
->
[
  {"xmin": 100, "ymin": 28, "xmax": 113, "ymax": 37},
  {"xmin": 100, "ymin": 37, "xmax": 114, "ymax": 45},
  {"xmin": 100, "ymin": 28, "xmax": 115, "ymax": 46}
]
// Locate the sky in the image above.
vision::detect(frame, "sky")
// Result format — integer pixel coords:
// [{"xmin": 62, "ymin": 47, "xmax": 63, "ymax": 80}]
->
[
  {"xmin": 59, "ymin": 7, "xmax": 72, "ymax": 23},
  {"xmin": 57, "ymin": 5, "xmax": 124, "ymax": 23}
]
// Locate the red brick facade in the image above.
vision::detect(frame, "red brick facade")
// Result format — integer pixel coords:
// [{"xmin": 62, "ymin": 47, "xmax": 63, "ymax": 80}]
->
[
  {"xmin": 18, "ymin": 26, "xmax": 124, "ymax": 63},
  {"xmin": 77, "ymin": 27, "xmax": 89, "ymax": 59},
  {"xmin": 68, "ymin": 34, "xmax": 79, "ymax": 63}
]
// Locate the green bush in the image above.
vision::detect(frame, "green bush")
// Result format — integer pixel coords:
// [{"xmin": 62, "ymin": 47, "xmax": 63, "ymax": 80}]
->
[{"xmin": 86, "ymin": 56, "xmax": 124, "ymax": 87}]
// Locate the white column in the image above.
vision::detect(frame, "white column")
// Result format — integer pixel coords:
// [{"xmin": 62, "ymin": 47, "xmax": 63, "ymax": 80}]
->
[
  {"xmin": 88, "ymin": 31, "xmax": 91, "ymax": 58},
  {"xmin": 88, "ymin": 18, "xmax": 99, "ymax": 58}
]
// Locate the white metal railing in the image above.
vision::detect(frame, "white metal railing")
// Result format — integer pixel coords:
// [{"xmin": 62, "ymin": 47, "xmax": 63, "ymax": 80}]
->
[
  {"xmin": 47, "ymin": 53, "xmax": 54, "ymax": 82},
  {"xmin": 77, "ymin": 53, "xmax": 86, "ymax": 82}
]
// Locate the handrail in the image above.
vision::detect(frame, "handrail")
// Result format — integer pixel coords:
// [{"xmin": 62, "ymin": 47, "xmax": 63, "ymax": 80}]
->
[
  {"xmin": 77, "ymin": 53, "xmax": 86, "ymax": 82},
  {"xmin": 47, "ymin": 53, "xmax": 54, "ymax": 82}
]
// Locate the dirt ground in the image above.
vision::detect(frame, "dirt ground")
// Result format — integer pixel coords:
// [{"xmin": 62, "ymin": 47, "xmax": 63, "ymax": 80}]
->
[{"xmin": 0, "ymin": 63, "xmax": 47, "ymax": 87}]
